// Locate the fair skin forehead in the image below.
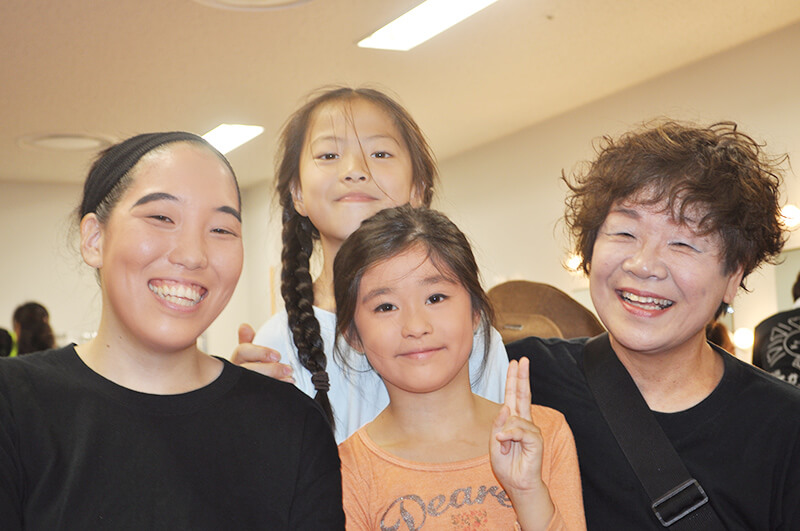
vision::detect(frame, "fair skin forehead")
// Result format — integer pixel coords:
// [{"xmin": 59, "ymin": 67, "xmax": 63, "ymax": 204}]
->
[
  {"xmin": 305, "ymin": 99, "xmax": 406, "ymax": 152},
  {"xmin": 131, "ymin": 143, "xmax": 240, "ymax": 212}
]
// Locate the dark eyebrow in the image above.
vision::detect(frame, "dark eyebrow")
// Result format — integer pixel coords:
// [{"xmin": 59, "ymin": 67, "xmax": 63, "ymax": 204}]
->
[
  {"xmin": 363, "ymin": 134, "xmax": 400, "ymax": 144},
  {"xmin": 132, "ymin": 192, "xmax": 177, "ymax": 208},
  {"xmin": 218, "ymin": 205, "xmax": 241, "ymax": 222},
  {"xmin": 360, "ymin": 274, "xmax": 454, "ymax": 304},
  {"xmin": 421, "ymin": 274, "xmax": 455, "ymax": 286},
  {"xmin": 361, "ymin": 287, "xmax": 391, "ymax": 304},
  {"xmin": 310, "ymin": 134, "xmax": 400, "ymax": 146},
  {"xmin": 132, "ymin": 192, "xmax": 241, "ymax": 222}
]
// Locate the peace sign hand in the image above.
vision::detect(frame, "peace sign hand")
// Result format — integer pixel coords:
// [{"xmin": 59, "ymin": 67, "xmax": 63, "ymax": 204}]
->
[{"xmin": 490, "ymin": 358, "xmax": 555, "ymax": 530}]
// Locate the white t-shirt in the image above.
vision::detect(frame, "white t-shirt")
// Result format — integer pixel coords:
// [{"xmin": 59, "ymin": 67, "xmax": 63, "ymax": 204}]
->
[{"xmin": 254, "ymin": 306, "xmax": 509, "ymax": 443}]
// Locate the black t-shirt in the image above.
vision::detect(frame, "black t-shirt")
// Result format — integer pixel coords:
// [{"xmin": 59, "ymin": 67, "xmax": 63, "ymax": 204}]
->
[
  {"xmin": 508, "ymin": 336, "xmax": 800, "ymax": 530},
  {"xmin": 0, "ymin": 346, "xmax": 345, "ymax": 530}
]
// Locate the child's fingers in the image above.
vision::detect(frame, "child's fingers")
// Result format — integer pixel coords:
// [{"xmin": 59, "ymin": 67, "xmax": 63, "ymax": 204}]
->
[
  {"xmin": 493, "ymin": 404, "xmax": 511, "ymax": 430},
  {"xmin": 494, "ymin": 416, "xmax": 543, "ymax": 446},
  {"xmin": 237, "ymin": 323, "xmax": 256, "ymax": 345},
  {"xmin": 491, "ymin": 405, "xmax": 513, "ymax": 455},
  {"xmin": 504, "ymin": 360, "xmax": 519, "ymax": 416},
  {"xmin": 516, "ymin": 357, "xmax": 532, "ymax": 421}
]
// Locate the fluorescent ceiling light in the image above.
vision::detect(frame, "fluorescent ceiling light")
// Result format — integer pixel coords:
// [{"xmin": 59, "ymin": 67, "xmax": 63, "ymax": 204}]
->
[
  {"xmin": 358, "ymin": 0, "xmax": 500, "ymax": 51},
  {"xmin": 202, "ymin": 124, "xmax": 264, "ymax": 154}
]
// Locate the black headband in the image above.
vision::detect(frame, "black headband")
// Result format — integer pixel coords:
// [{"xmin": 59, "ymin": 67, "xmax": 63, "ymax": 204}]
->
[{"xmin": 79, "ymin": 131, "xmax": 225, "ymax": 219}]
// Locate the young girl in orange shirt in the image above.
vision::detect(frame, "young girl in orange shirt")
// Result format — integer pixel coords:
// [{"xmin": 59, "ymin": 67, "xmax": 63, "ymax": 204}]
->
[{"xmin": 334, "ymin": 205, "xmax": 585, "ymax": 530}]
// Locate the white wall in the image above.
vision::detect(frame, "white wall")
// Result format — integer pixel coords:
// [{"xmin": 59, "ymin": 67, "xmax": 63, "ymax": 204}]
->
[
  {"xmin": 3, "ymin": 21, "xmax": 800, "ymax": 360},
  {"xmin": 0, "ymin": 182, "xmax": 100, "ymax": 345},
  {"xmin": 434, "ymin": 21, "xmax": 800, "ymax": 361}
]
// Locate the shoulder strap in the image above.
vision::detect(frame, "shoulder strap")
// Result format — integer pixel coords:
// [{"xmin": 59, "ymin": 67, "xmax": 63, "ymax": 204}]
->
[{"xmin": 582, "ymin": 333, "xmax": 724, "ymax": 529}]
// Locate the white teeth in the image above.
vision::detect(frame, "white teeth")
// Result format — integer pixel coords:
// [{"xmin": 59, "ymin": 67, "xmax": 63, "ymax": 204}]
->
[
  {"xmin": 149, "ymin": 282, "xmax": 203, "ymax": 307},
  {"xmin": 620, "ymin": 291, "xmax": 673, "ymax": 310}
]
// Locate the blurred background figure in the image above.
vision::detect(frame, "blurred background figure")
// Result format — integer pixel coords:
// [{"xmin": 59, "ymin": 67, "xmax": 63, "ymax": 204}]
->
[
  {"xmin": 0, "ymin": 328, "xmax": 12, "ymax": 358},
  {"xmin": 752, "ymin": 271, "xmax": 800, "ymax": 387},
  {"xmin": 12, "ymin": 302, "xmax": 55, "ymax": 356},
  {"xmin": 706, "ymin": 320, "xmax": 735, "ymax": 354}
]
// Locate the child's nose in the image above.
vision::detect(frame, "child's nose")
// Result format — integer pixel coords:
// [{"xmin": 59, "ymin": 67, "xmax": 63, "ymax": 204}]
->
[
  {"xmin": 341, "ymin": 152, "xmax": 370, "ymax": 183},
  {"xmin": 401, "ymin": 310, "xmax": 433, "ymax": 338}
]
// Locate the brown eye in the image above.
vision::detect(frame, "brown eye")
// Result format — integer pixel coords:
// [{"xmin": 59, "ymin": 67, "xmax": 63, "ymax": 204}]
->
[{"xmin": 427, "ymin": 294, "xmax": 447, "ymax": 304}]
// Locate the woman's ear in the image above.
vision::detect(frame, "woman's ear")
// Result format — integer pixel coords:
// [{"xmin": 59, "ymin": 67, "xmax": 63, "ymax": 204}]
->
[
  {"xmin": 80, "ymin": 214, "xmax": 104, "ymax": 269},
  {"xmin": 722, "ymin": 265, "xmax": 745, "ymax": 305},
  {"xmin": 290, "ymin": 181, "xmax": 307, "ymax": 217}
]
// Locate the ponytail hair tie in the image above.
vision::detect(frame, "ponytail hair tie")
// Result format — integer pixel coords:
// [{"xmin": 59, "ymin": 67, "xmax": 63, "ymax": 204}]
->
[{"xmin": 311, "ymin": 370, "xmax": 330, "ymax": 393}]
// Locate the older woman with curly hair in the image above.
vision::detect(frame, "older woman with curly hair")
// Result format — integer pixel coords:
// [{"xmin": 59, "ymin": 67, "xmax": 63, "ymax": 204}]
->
[{"xmin": 509, "ymin": 120, "xmax": 800, "ymax": 529}]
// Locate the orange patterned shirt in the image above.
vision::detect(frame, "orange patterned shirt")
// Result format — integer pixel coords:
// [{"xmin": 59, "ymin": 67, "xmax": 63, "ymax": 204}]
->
[{"xmin": 339, "ymin": 405, "xmax": 586, "ymax": 530}]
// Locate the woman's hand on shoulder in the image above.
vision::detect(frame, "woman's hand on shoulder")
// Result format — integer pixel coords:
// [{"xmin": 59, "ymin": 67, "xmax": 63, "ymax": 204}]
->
[
  {"xmin": 490, "ymin": 358, "xmax": 554, "ymax": 530},
  {"xmin": 232, "ymin": 324, "xmax": 294, "ymax": 383}
]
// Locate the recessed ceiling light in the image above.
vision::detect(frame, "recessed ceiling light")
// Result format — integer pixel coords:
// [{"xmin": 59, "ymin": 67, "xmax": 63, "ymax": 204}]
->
[
  {"xmin": 18, "ymin": 133, "xmax": 113, "ymax": 152},
  {"xmin": 358, "ymin": 0, "xmax": 500, "ymax": 51},
  {"xmin": 192, "ymin": 0, "xmax": 311, "ymax": 11},
  {"xmin": 203, "ymin": 124, "xmax": 264, "ymax": 155}
]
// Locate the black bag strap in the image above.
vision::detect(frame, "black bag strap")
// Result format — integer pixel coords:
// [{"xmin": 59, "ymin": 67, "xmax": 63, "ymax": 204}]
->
[{"xmin": 582, "ymin": 333, "xmax": 725, "ymax": 529}]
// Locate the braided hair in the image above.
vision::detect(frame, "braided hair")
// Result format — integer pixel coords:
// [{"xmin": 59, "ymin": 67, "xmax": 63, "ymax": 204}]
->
[{"xmin": 275, "ymin": 87, "xmax": 437, "ymax": 428}]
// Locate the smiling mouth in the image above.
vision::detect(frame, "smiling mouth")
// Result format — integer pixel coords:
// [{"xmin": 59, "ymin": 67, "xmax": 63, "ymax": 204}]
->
[
  {"xmin": 398, "ymin": 347, "xmax": 443, "ymax": 359},
  {"xmin": 618, "ymin": 290, "xmax": 674, "ymax": 310},
  {"xmin": 337, "ymin": 193, "xmax": 377, "ymax": 202},
  {"xmin": 148, "ymin": 280, "xmax": 207, "ymax": 307}
]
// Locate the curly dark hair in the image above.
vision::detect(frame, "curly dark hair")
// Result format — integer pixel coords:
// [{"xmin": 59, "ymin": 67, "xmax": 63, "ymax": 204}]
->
[
  {"xmin": 332, "ymin": 205, "xmax": 494, "ymax": 383},
  {"xmin": 275, "ymin": 87, "xmax": 438, "ymax": 429},
  {"xmin": 564, "ymin": 120, "xmax": 788, "ymax": 285}
]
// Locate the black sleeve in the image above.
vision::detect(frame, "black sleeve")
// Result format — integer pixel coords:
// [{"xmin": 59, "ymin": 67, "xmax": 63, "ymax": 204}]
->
[
  {"xmin": 0, "ymin": 367, "xmax": 23, "ymax": 531},
  {"xmin": 778, "ymin": 419, "xmax": 800, "ymax": 529},
  {"xmin": 289, "ymin": 406, "xmax": 345, "ymax": 530}
]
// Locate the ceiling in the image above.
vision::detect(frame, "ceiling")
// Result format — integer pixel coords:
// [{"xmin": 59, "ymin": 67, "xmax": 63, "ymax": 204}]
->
[{"xmin": 3, "ymin": 0, "xmax": 800, "ymax": 187}]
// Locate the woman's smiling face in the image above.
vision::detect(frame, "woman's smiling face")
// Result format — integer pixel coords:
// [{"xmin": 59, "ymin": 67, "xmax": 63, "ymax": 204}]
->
[
  {"xmin": 589, "ymin": 199, "xmax": 742, "ymax": 358},
  {"xmin": 83, "ymin": 142, "xmax": 243, "ymax": 354}
]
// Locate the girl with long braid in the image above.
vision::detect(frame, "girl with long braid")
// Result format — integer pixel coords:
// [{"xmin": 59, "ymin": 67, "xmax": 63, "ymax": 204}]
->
[{"xmin": 234, "ymin": 87, "xmax": 509, "ymax": 441}]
